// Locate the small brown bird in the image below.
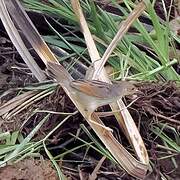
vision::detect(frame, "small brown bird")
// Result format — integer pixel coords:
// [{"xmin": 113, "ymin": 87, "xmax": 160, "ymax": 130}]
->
[{"xmin": 47, "ymin": 61, "xmax": 137, "ymax": 115}]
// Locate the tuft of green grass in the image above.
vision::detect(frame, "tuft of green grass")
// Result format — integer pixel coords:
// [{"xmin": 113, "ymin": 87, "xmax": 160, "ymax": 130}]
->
[{"xmin": 22, "ymin": 0, "xmax": 180, "ymax": 81}]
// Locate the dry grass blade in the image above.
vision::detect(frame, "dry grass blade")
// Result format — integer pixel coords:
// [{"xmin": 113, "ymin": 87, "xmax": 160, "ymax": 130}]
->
[
  {"xmin": 0, "ymin": 0, "xmax": 58, "ymax": 118},
  {"xmin": 89, "ymin": 113, "xmax": 148, "ymax": 179},
  {"xmin": 71, "ymin": 0, "xmax": 109, "ymax": 81},
  {"xmin": 0, "ymin": 91, "xmax": 36, "ymax": 116},
  {"xmin": 0, "ymin": 0, "xmax": 45, "ymax": 82},
  {"xmin": 71, "ymin": 0, "xmax": 149, "ymax": 176},
  {"xmin": 5, "ymin": 0, "xmax": 58, "ymax": 65},
  {"xmin": 89, "ymin": 156, "xmax": 106, "ymax": 180},
  {"xmin": 3, "ymin": 90, "xmax": 52, "ymax": 119},
  {"xmin": 0, "ymin": 88, "xmax": 53, "ymax": 120}
]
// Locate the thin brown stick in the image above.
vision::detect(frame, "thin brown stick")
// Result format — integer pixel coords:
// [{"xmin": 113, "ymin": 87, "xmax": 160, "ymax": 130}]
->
[{"xmin": 89, "ymin": 156, "xmax": 106, "ymax": 180}]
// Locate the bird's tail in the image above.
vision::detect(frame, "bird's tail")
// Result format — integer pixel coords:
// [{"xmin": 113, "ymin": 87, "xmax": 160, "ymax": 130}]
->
[{"xmin": 46, "ymin": 61, "xmax": 73, "ymax": 86}]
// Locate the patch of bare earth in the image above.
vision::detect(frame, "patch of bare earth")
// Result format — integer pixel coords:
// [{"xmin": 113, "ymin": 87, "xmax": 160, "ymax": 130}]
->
[{"xmin": 0, "ymin": 159, "xmax": 57, "ymax": 180}]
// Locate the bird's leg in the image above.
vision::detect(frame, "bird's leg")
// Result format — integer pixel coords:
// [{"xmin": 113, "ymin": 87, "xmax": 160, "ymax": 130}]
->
[{"xmin": 95, "ymin": 97, "xmax": 139, "ymax": 117}]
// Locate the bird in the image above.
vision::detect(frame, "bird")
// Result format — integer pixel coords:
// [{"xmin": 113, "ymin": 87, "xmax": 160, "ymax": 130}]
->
[{"xmin": 46, "ymin": 61, "xmax": 137, "ymax": 116}]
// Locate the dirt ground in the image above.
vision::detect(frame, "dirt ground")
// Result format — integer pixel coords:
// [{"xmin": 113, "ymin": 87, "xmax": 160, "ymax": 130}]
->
[{"xmin": 0, "ymin": 159, "xmax": 57, "ymax": 180}]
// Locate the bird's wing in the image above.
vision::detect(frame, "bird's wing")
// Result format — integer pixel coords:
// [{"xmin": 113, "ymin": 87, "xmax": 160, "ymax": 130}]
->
[{"xmin": 70, "ymin": 80, "xmax": 112, "ymax": 99}]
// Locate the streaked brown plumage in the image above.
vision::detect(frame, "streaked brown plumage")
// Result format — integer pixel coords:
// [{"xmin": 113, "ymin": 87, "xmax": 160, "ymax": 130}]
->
[{"xmin": 47, "ymin": 61, "xmax": 137, "ymax": 114}]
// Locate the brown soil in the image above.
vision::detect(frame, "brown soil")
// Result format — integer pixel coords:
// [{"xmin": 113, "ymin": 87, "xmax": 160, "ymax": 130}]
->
[{"xmin": 0, "ymin": 159, "xmax": 57, "ymax": 180}]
